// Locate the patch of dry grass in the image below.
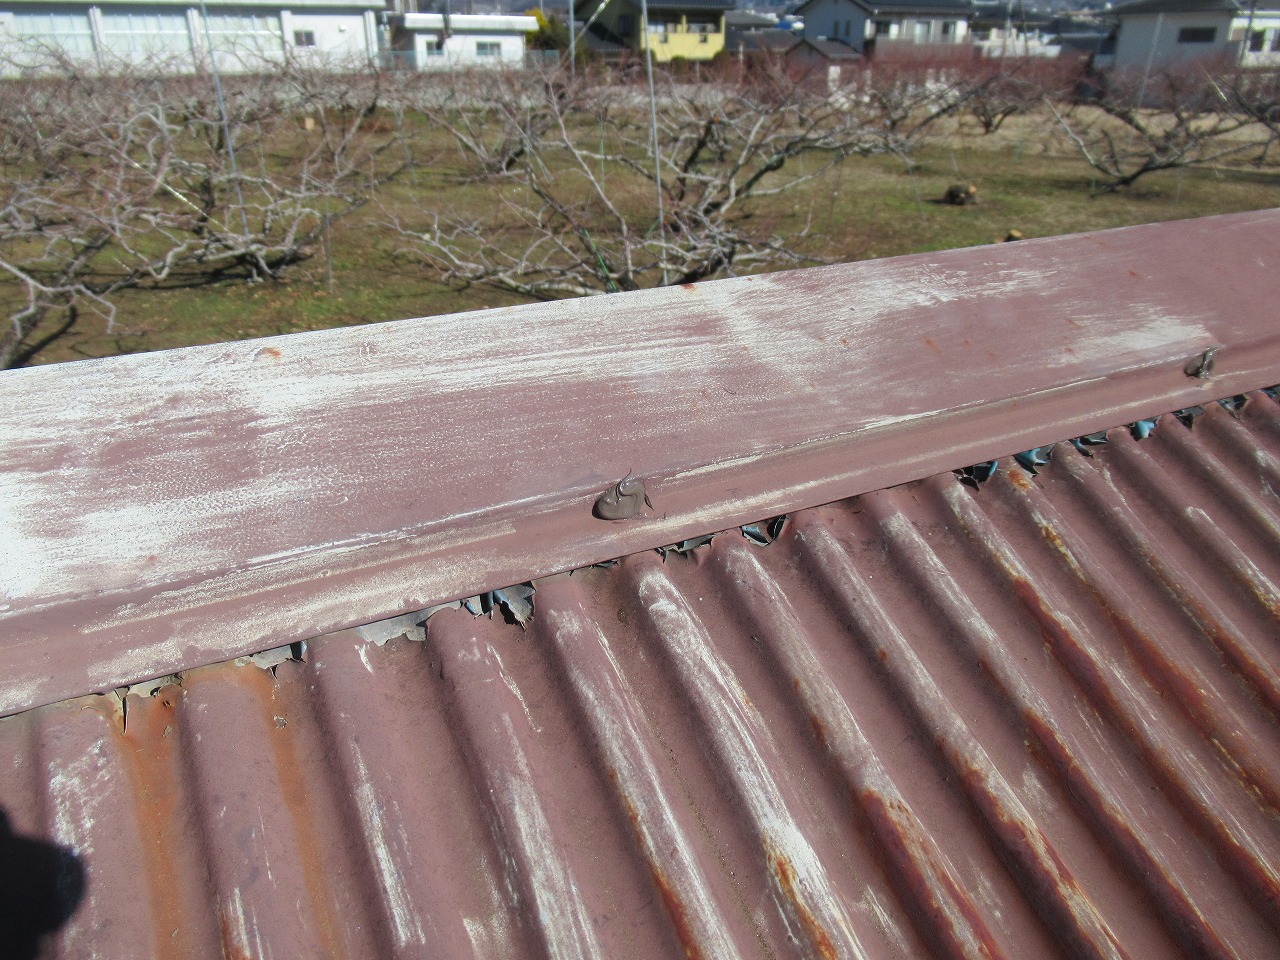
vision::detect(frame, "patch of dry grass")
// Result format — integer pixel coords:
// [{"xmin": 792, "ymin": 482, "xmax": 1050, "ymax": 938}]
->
[{"xmin": 10, "ymin": 104, "xmax": 1280, "ymax": 366}]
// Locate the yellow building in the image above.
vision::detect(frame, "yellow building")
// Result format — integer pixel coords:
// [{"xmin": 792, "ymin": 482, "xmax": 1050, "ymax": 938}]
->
[{"xmin": 578, "ymin": 0, "xmax": 734, "ymax": 61}]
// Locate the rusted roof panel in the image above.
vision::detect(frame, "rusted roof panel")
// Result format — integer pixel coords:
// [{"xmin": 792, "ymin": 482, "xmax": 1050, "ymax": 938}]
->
[
  {"xmin": 3, "ymin": 392, "xmax": 1279, "ymax": 959},
  {"xmin": 3, "ymin": 210, "xmax": 1280, "ymax": 718}
]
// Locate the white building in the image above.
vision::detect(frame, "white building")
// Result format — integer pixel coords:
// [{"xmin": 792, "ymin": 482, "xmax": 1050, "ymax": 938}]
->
[
  {"xmin": 0, "ymin": 0, "xmax": 382, "ymax": 72},
  {"xmin": 387, "ymin": 12, "xmax": 535, "ymax": 69},
  {"xmin": 795, "ymin": 0, "xmax": 970, "ymax": 54},
  {"xmin": 1111, "ymin": 0, "xmax": 1280, "ymax": 72}
]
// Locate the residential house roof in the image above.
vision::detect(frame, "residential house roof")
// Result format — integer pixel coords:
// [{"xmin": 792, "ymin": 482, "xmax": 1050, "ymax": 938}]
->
[
  {"xmin": 641, "ymin": 0, "xmax": 737, "ymax": 11},
  {"xmin": 397, "ymin": 12, "xmax": 539, "ymax": 31},
  {"xmin": 580, "ymin": 29, "xmax": 629, "ymax": 52},
  {"xmin": 725, "ymin": 9, "xmax": 781, "ymax": 27},
  {"xmin": 2, "ymin": 210, "xmax": 1280, "ymax": 957},
  {"xmin": 795, "ymin": 0, "xmax": 972, "ymax": 18},
  {"xmin": 1112, "ymin": 0, "xmax": 1262, "ymax": 14},
  {"xmin": 861, "ymin": 0, "xmax": 971, "ymax": 12},
  {"xmin": 1052, "ymin": 30, "xmax": 1113, "ymax": 53},
  {"xmin": 735, "ymin": 26, "xmax": 803, "ymax": 51},
  {"xmin": 36, "ymin": 0, "xmax": 386, "ymax": 8},
  {"xmin": 790, "ymin": 35, "xmax": 862, "ymax": 57}
]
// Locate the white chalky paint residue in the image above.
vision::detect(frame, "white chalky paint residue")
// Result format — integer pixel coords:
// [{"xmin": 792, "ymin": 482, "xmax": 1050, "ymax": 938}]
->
[
  {"xmin": 221, "ymin": 886, "xmax": 272, "ymax": 960},
  {"xmin": 861, "ymin": 887, "xmax": 910, "ymax": 954},
  {"xmin": 92, "ymin": 634, "xmax": 190, "ymax": 691},
  {"xmin": 0, "ymin": 244, "xmax": 1204, "ymax": 620},
  {"xmin": 224, "ymin": 888, "xmax": 252, "ymax": 959},
  {"xmin": 463, "ymin": 912, "xmax": 515, "ymax": 958},
  {"xmin": 724, "ymin": 539, "xmax": 993, "ymax": 956},
  {"xmin": 546, "ymin": 605, "xmax": 742, "ymax": 957},
  {"xmin": 47, "ymin": 738, "xmax": 112, "ymax": 857},
  {"xmin": 350, "ymin": 743, "xmax": 426, "ymax": 948},
  {"xmin": 1037, "ymin": 306, "xmax": 1211, "ymax": 369},
  {"xmin": 0, "ymin": 677, "xmax": 47, "ymax": 718},
  {"xmin": 491, "ymin": 648, "xmax": 542, "ymax": 735},
  {"xmin": 635, "ymin": 568, "xmax": 872, "ymax": 960},
  {"xmin": 46, "ymin": 739, "xmax": 114, "ymax": 956},
  {"xmin": 257, "ymin": 809, "xmax": 275, "ymax": 884},
  {"xmin": 828, "ymin": 263, "xmax": 1036, "ymax": 329},
  {"xmin": 357, "ymin": 644, "xmax": 374, "ymax": 676},
  {"xmin": 0, "ymin": 473, "xmax": 55, "ymax": 600},
  {"xmin": 0, "ymin": 269, "xmax": 973, "ymax": 568},
  {"xmin": 496, "ymin": 716, "xmax": 604, "ymax": 960}
]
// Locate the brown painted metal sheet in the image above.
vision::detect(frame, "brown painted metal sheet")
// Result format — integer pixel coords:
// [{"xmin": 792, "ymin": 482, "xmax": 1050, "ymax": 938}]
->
[
  {"xmin": 3, "ymin": 211, "xmax": 1280, "ymax": 716},
  {"xmin": 3, "ymin": 393, "xmax": 1279, "ymax": 960}
]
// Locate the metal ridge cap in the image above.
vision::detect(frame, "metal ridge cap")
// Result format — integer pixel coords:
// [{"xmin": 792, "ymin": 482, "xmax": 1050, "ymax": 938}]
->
[{"xmin": 2, "ymin": 209, "xmax": 1279, "ymax": 716}]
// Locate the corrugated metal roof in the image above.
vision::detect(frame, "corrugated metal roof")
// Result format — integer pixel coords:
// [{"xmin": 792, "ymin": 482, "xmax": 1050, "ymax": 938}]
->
[{"xmin": 4, "ymin": 391, "xmax": 1279, "ymax": 959}]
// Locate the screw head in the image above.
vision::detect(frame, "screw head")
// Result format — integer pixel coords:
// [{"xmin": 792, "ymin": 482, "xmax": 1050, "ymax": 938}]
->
[{"xmin": 1184, "ymin": 347, "xmax": 1219, "ymax": 379}]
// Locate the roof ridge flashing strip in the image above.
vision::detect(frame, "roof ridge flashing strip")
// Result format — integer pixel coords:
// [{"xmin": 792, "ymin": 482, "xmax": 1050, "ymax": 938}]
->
[{"xmin": 3, "ymin": 209, "xmax": 1280, "ymax": 717}]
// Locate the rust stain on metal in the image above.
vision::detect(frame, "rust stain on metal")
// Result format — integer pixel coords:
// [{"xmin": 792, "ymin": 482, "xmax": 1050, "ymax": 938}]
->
[
  {"xmin": 1021, "ymin": 483, "xmax": 1280, "ymax": 817},
  {"xmin": 618, "ymin": 788, "xmax": 706, "ymax": 960},
  {"xmin": 1016, "ymin": 710, "xmax": 1242, "ymax": 960},
  {"xmin": 1007, "ymin": 469, "xmax": 1034, "ymax": 492},
  {"xmin": 249, "ymin": 670, "xmax": 346, "ymax": 960},
  {"xmin": 1095, "ymin": 595, "xmax": 1280, "ymax": 814},
  {"xmin": 218, "ymin": 909, "xmax": 255, "ymax": 960},
  {"xmin": 768, "ymin": 847, "xmax": 839, "ymax": 960},
  {"xmin": 1174, "ymin": 585, "xmax": 1280, "ymax": 719},
  {"xmin": 790, "ymin": 678, "xmax": 830, "ymax": 755},
  {"xmin": 954, "ymin": 755, "xmax": 1133, "ymax": 960},
  {"xmin": 1011, "ymin": 573, "xmax": 1280, "ymax": 858},
  {"xmin": 859, "ymin": 790, "xmax": 1003, "ymax": 960},
  {"xmin": 647, "ymin": 863, "xmax": 703, "ymax": 960},
  {"xmin": 117, "ymin": 691, "xmax": 190, "ymax": 960}
]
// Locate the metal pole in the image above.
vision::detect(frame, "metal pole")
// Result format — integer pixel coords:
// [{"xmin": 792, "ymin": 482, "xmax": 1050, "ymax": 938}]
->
[
  {"xmin": 639, "ymin": 0, "xmax": 667, "ymax": 286},
  {"xmin": 575, "ymin": 0, "xmax": 617, "ymax": 56},
  {"xmin": 196, "ymin": 0, "xmax": 251, "ymax": 238},
  {"xmin": 1136, "ymin": 11, "xmax": 1163, "ymax": 110},
  {"xmin": 569, "ymin": 0, "xmax": 576, "ymax": 77},
  {"xmin": 1240, "ymin": 0, "xmax": 1258, "ymax": 66}
]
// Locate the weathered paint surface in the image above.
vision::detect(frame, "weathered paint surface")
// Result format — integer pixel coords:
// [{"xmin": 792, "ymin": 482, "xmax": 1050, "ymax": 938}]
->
[
  {"xmin": 2, "ymin": 395, "xmax": 1279, "ymax": 959},
  {"xmin": 3, "ymin": 211, "xmax": 1280, "ymax": 714}
]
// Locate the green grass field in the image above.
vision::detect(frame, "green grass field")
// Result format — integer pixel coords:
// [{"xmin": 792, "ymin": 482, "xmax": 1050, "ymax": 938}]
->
[{"xmin": 14, "ymin": 114, "xmax": 1280, "ymax": 367}]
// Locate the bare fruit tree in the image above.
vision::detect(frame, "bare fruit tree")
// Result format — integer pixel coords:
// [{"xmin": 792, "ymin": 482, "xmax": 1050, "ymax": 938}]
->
[
  {"xmin": 1047, "ymin": 64, "xmax": 1274, "ymax": 191},
  {"xmin": 961, "ymin": 57, "xmax": 1076, "ymax": 136},
  {"xmin": 843, "ymin": 58, "xmax": 973, "ymax": 154},
  {"xmin": 0, "ymin": 54, "xmax": 409, "ymax": 368},
  {"xmin": 1213, "ymin": 68, "xmax": 1280, "ymax": 164},
  {"xmin": 391, "ymin": 62, "xmax": 887, "ymax": 299}
]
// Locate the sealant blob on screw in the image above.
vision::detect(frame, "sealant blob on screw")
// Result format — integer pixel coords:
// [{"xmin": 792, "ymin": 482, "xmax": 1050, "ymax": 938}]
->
[{"xmin": 594, "ymin": 475, "xmax": 652, "ymax": 520}]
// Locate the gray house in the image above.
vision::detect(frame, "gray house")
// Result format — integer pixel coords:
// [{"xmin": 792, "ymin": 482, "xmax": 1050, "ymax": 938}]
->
[
  {"xmin": 794, "ymin": 0, "xmax": 970, "ymax": 54},
  {"xmin": 1111, "ymin": 0, "xmax": 1280, "ymax": 72}
]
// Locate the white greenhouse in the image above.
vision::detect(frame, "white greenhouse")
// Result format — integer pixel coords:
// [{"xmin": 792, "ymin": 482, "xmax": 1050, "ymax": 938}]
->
[{"xmin": 0, "ymin": 0, "xmax": 382, "ymax": 73}]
